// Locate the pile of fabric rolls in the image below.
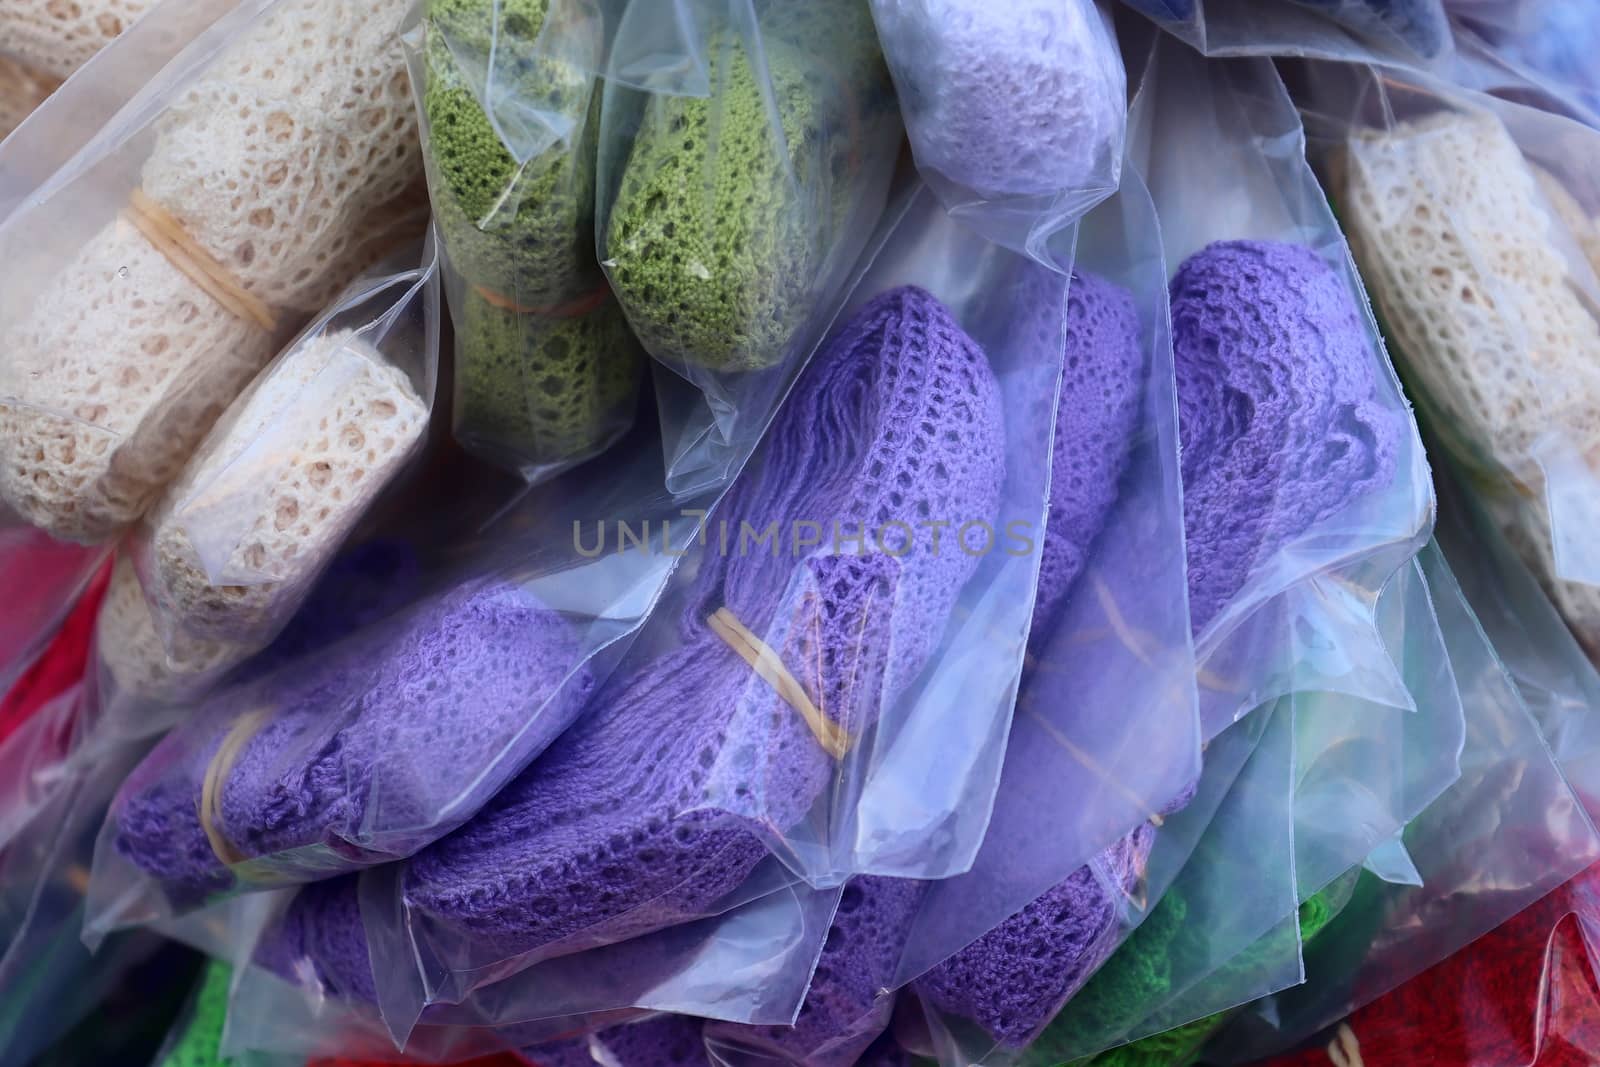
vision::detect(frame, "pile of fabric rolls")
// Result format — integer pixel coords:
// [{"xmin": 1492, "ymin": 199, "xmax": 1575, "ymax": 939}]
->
[{"xmin": 2, "ymin": 0, "xmax": 1600, "ymax": 1064}]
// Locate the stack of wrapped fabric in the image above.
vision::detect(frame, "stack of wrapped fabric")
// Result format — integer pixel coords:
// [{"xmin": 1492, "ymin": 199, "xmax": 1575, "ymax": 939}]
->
[{"xmin": 3, "ymin": 2, "xmax": 1600, "ymax": 1066}]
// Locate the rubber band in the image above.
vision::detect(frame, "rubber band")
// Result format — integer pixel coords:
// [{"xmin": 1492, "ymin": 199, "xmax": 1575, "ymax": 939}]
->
[
  {"xmin": 125, "ymin": 188, "xmax": 278, "ymax": 333},
  {"xmin": 708, "ymin": 605, "xmax": 853, "ymax": 759},
  {"xmin": 197, "ymin": 708, "xmax": 271, "ymax": 866}
]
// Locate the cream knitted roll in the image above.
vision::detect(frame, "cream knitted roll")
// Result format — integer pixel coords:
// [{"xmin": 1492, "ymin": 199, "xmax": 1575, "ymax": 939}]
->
[
  {"xmin": 0, "ymin": 0, "xmax": 422, "ymax": 544},
  {"xmin": 97, "ymin": 556, "xmax": 240, "ymax": 703},
  {"xmin": 142, "ymin": 331, "xmax": 428, "ymax": 647},
  {"xmin": 0, "ymin": 0, "xmax": 150, "ymax": 80},
  {"xmin": 1341, "ymin": 110, "xmax": 1600, "ymax": 489}
]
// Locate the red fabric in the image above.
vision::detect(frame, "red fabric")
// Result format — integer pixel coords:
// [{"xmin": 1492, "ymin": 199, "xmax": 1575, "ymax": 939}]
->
[
  {"xmin": 0, "ymin": 559, "xmax": 109, "ymax": 747},
  {"xmin": 1263, "ymin": 861, "xmax": 1600, "ymax": 1067}
]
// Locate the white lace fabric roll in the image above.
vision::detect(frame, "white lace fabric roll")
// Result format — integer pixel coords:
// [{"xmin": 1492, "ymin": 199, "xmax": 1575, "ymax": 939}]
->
[
  {"xmin": 142, "ymin": 330, "xmax": 427, "ymax": 649},
  {"xmin": 96, "ymin": 556, "xmax": 240, "ymax": 704},
  {"xmin": 0, "ymin": 51, "xmax": 60, "ymax": 141},
  {"xmin": 0, "ymin": 0, "xmax": 423, "ymax": 544},
  {"xmin": 0, "ymin": 0, "xmax": 149, "ymax": 80}
]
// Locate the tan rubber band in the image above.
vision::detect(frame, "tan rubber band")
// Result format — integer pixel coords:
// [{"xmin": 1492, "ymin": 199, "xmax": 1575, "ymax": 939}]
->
[
  {"xmin": 474, "ymin": 278, "xmax": 613, "ymax": 319},
  {"xmin": 197, "ymin": 708, "xmax": 271, "ymax": 867},
  {"xmin": 125, "ymin": 188, "xmax": 278, "ymax": 333},
  {"xmin": 708, "ymin": 606, "xmax": 853, "ymax": 760}
]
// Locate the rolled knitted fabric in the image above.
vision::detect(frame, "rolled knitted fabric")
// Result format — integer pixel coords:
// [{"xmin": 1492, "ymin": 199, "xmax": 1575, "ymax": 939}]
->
[
  {"xmin": 399, "ymin": 285, "xmax": 1005, "ymax": 966},
  {"xmin": 703, "ymin": 877, "xmax": 927, "ymax": 1066},
  {"xmin": 915, "ymin": 826, "xmax": 1155, "ymax": 1049},
  {"xmin": 452, "ymin": 292, "xmax": 643, "ymax": 474},
  {"xmin": 603, "ymin": 1, "xmax": 893, "ymax": 372},
  {"xmin": 871, "ymin": 0, "xmax": 1124, "ymax": 201},
  {"xmin": 0, "ymin": 0, "xmax": 150, "ymax": 80},
  {"xmin": 95, "ymin": 555, "xmax": 241, "ymax": 704},
  {"xmin": 111, "ymin": 579, "xmax": 593, "ymax": 902},
  {"xmin": 0, "ymin": 0, "xmax": 423, "ymax": 543},
  {"xmin": 903, "ymin": 270, "xmax": 1151, "ymax": 1050},
  {"xmin": 424, "ymin": 0, "xmax": 641, "ymax": 472},
  {"xmin": 0, "ymin": 52, "xmax": 59, "ymax": 141},
  {"xmin": 1171, "ymin": 240, "xmax": 1403, "ymax": 637},
  {"xmin": 525, "ymin": 1015, "xmax": 712, "ymax": 1067},
  {"xmin": 1340, "ymin": 110, "xmax": 1600, "ymax": 651},
  {"xmin": 155, "ymin": 959, "xmax": 233, "ymax": 1067},
  {"xmin": 137, "ymin": 331, "xmax": 429, "ymax": 649},
  {"xmin": 1028, "ymin": 271, "xmax": 1145, "ymax": 643}
]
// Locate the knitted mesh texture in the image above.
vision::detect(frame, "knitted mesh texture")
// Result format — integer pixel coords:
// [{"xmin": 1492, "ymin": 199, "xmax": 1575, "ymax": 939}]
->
[
  {"xmin": 871, "ymin": 0, "xmax": 1123, "ymax": 200},
  {"xmin": 157, "ymin": 959, "xmax": 232, "ymax": 1067},
  {"xmin": 257, "ymin": 874, "xmax": 379, "ymax": 1003},
  {"xmin": 0, "ymin": 0, "xmax": 148, "ymax": 80},
  {"xmin": 914, "ymin": 823, "xmax": 1155, "ymax": 1048},
  {"xmin": 424, "ymin": 0, "xmax": 603, "ymax": 305},
  {"xmin": 454, "ymin": 292, "xmax": 643, "ymax": 469},
  {"xmin": 1341, "ymin": 110, "xmax": 1600, "ymax": 491},
  {"xmin": 1171, "ymin": 240, "xmax": 1403, "ymax": 636},
  {"xmin": 704, "ymin": 876, "xmax": 925, "ymax": 1066},
  {"xmin": 115, "ymin": 581, "xmax": 590, "ymax": 894},
  {"xmin": 527, "ymin": 1015, "xmax": 712, "ymax": 1067},
  {"xmin": 0, "ymin": 0, "xmax": 424, "ymax": 543},
  {"xmin": 0, "ymin": 51, "xmax": 58, "ymax": 139},
  {"xmin": 402, "ymin": 286, "xmax": 1004, "ymax": 962},
  {"xmin": 97, "ymin": 554, "xmax": 243, "ymax": 704},
  {"xmin": 604, "ymin": 12, "xmax": 888, "ymax": 372},
  {"xmin": 683, "ymin": 285, "xmax": 1007, "ymax": 706},
  {"xmin": 143, "ymin": 331, "xmax": 427, "ymax": 648},
  {"xmin": 1029, "ymin": 271, "xmax": 1144, "ymax": 644}
]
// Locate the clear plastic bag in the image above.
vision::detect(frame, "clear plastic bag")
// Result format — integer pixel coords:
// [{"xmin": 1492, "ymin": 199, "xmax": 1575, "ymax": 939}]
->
[
  {"xmin": 880, "ymin": 150, "xmax": 1196, "ymax": 1059},
  {"xmin": 1215, "ymin": 539, "xmax": 1600, "ymax": 1064},
  {"xmin": 1248, "ymin": 857, "xmax": 1600, "ymax": 1067},
  {"xmin": 413, "ymin": 0, "xmax": 647, "ymax": 482},
  {"xmin": 1304, "ymin": 61, "xmax": 1600, "ymax": 656},
  {"xmin": 0, "ymin": 518, "xmax": 107, "ymax": 701},
  {"xmin": 0, "ymin": 0, "xmax": 427, "ymax": 546},
  {"xmin": 236, "ymin": 176, "xmax": 1083, "ymax": 1042},
  {"xmin": 594, "ymin": 0, "xmax": 902, "ymax": 494},
  {"xmin": 1118, "ymin": 0, "xmax": 1451, "ymax": 64},
  {"xmin": 0, "ymin": 0, "xmax": 151, "ymax": 142},
  {"xmin": 868, "ymin": 0, "xmax": 1125, "ymax": 257},
  {"xmin": 1129, "ymin": 31, "xmax": 1433, "ymax": 739}
]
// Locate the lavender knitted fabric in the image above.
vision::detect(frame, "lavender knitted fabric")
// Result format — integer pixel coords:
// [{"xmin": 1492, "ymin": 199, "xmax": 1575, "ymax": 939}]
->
[
  {"xmin": 1029, "ymin": 271, "xmax": 1144, "ymax": 644},
  {"xmin": 913, "ymin": 824, "xmax": 1154, "ymax": 1047},
  {"xmin": 114, "ymin": 580, "xmax": 592, "ymax": 898},
  {"xmin": 1172, "ymin": 240, "xmax": 1402, "ymax": 636},
  {"xmin": 400, "ymin": 285, "xmax": 1006, "ymax": 963},
  {"xmin": 525, "ymin": 1015, "xmax": 711, "ymax": 1067},
  {"xmin": 871, "ymin": 0, "xmax": 1125, "ymax": 200},
  {"xmin": 256, "ymin": 875, "xmax": 377, "ymax": 1004},
  {"xmin": 703, "ymin": 877, "xmax": 926, "ymax": 1066}
]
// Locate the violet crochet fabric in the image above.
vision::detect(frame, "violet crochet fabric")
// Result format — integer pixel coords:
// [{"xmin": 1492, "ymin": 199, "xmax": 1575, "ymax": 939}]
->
[
  {"xmin": 114, "ymin": 580, "xmax": 592, "ymax": 899},
  {"xmin": 525, "ymin": 1015, "xmax": 711, "ymax": 1067},
  {"xmin": 400, "ymin": 285, "xmax": 1005, "ymax": 963},
  {"xmin": 256, "ymin": 875, "xmax": 377, "ymax": 1004},
  {"xmin": 871, "ymin": 0, "xmax": 1125, "ymax": 200},
  {"xmin": 703, "ymin": 877, "xmax": 926, "ymax": 1066},
  {"xmin": 1029, "ymin": 271, "xmax": 1144, "ymax": 643},
  {"xmin": 913, "ymin": 824, "xmax": 1154, "ymax": 1048},
  {"xmin": 1172, "ymin": 240, "xmax": 1403, "ymax": 636}
]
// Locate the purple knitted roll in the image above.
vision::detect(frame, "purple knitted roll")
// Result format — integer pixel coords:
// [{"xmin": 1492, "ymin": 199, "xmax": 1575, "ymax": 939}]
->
[
  {"xmin": 703, "ymin": 877, "xmax": 926, "ymax": 1066},
  {"xmin": 113, "ymin": 580, "xmax": 592, "ymax": 899},
  {"xmin": 913, "ymin": 824, "xmax": 1154, "ymax": 1047},
  {"xmin": 1028, "ymin": 271, "xmax": 1144, "ymax": 644},
  {"xmin": 1172, "ymin": 240, "xmax": 1402, "ymax": 636},
  {"xmin": 399, "ymin": 286, "xmax": 1006, "ymax": 963},
  {"xmin": 255, "ymin": 874, "xmax": 377, "ymax": 1004},
  {"xmin": 526, "ymin": 1015, "xmax": 710, "ymax": 1067}
]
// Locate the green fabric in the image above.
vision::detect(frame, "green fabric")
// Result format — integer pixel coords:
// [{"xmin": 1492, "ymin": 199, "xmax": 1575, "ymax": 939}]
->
[
  {"xmin": 1056, "ymin": 876, "xmax": 1357, "ymax": 1067},
  {"xmin": 604, "ymin": 6, "xmax": 888, "ymax": 372},
  {"xmin": 454, "ymin": 292, "xmax": 642, "ymax": 469},
  {"xmin": 157, "ymin": 960, "xmax": 232, "ymax": 1067},
  {"xmin": 423, "ymin": 0, "xmax": 602, "ymax": 305}
]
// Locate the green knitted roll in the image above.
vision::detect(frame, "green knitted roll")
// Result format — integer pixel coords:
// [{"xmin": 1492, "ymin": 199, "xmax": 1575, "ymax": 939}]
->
[
  {"xmin": 157, "ymin": 960, "xmax": 233, "ymax": 1067},
  {"xmin": 1053, "ymin": 878, "xmax": 1356, "ymax": 1067},
  {"xmin": 603, "ymin": 6, "xmax": 890, "ymax": 372},
  {"xmin": 454, "ymin": 291, "xmax": 643, "ymax": 469},
  {"xmin": 423, "ymin": 0, "xmax": 602, "ymax": 305}
]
